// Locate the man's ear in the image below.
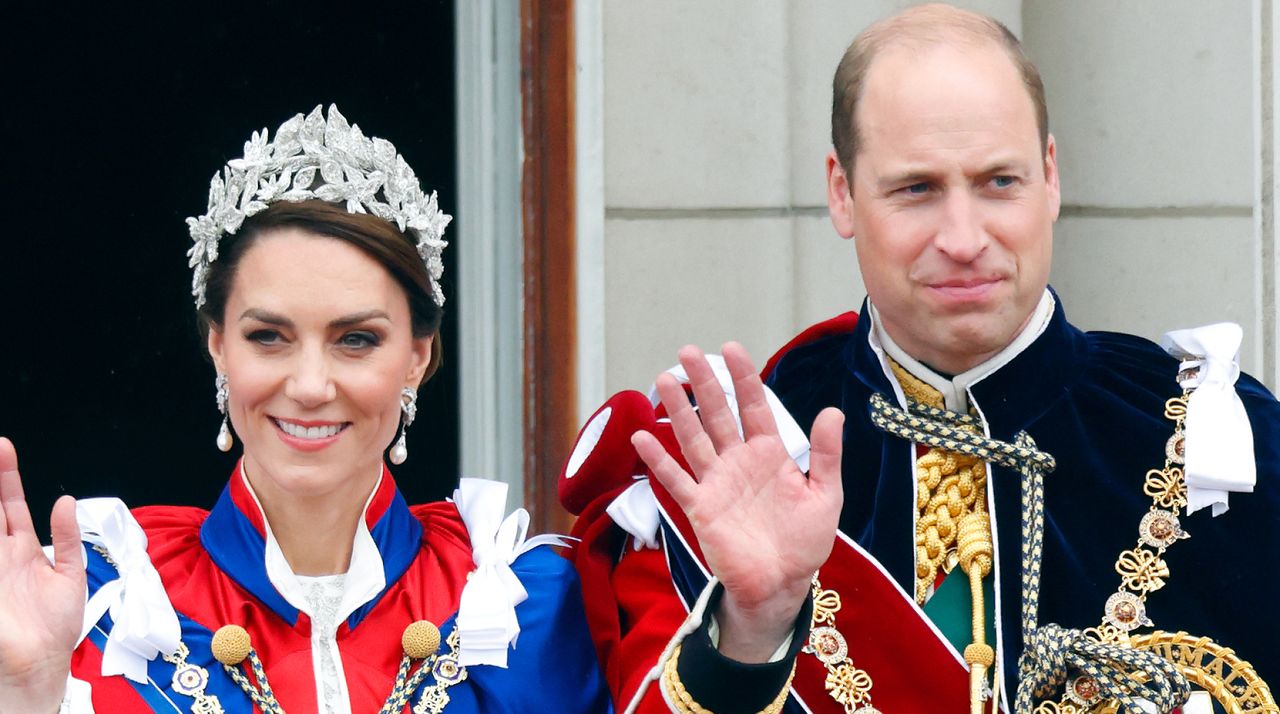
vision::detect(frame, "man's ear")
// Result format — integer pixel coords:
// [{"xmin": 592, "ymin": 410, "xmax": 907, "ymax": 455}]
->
[
  {"xmin": 1044, "ymin": 133, "xmax": 1061, "ymax": 222},
  {"xmin": 826, "ymin": 150, "xmax": 856, "ymax": 239}
]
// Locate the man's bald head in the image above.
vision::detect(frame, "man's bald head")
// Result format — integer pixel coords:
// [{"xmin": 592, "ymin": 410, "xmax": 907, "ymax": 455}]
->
[{"xmin": 831, "ymin": 3, "xmax": 1048, "ymax": 180}]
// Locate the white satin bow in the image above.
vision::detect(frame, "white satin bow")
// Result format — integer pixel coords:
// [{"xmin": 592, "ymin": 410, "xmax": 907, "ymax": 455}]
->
[
  {"xmin": 607, "ymin": 480, "xmax": 662, "ymax": 551},
  {"xmin": 453, "ymin": 478, "xmax": 571, "ymax": 668},
  {"xmin": 1160, "ymin": 323, "xmax": 1257, "ymax": 516},
  {"xmin": 75, "ymin": 498, "xmax": 181, "ymax": 683}
]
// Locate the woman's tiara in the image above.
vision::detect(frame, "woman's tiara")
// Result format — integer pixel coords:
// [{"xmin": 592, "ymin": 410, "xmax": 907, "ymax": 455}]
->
[{"xmin": 186, "ymin": 104, "xmax": 452, "ymax": 308}]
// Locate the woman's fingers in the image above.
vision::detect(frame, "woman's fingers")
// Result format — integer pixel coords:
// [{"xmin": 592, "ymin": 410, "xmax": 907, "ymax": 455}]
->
[
  {"xmin": 0, "ymin": 438, "xmax": 18, "ymax": 536},
  {"xmin": 49, "ymin": 496, "xmax": 83, "ymax": 577},
  {"xmin": 632, "ymin": 430, "xmax": 698, "ymax": 509},
  {"xmin": 1, "ymin": 462, "xmax": 36, "ymax": 540},
  {"xmin": 0, "ymin": 437, "xmax": 16, "ymax": 474}
]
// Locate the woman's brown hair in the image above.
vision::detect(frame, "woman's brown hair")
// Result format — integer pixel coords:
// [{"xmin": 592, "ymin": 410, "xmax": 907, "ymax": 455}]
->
[{"xmin": 196, "ymin": 200, "xmax": 444, "ymax": 383}]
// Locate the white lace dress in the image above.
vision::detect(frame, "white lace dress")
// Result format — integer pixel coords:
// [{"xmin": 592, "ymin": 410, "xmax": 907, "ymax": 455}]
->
[{"xmin": 296, "ymin": 573, "xmax": 349, "ymax": 714}]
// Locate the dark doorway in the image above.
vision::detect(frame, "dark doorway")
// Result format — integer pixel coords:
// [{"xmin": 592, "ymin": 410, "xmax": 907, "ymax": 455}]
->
[{"xmin": 0, "ymin": 1, "xmax": 460, "ymax": 537}]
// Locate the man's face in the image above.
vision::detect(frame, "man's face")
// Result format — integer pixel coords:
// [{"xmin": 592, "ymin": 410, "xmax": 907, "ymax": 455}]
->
[{"xmin": 827, "ymin": 42, "xmax": 1060, "ymax": 375}]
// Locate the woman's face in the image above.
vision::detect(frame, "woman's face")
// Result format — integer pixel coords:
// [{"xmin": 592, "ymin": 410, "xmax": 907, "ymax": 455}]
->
[{"xmin": 207, "ymin": 227, "xmax": 432, "ymax": 502}]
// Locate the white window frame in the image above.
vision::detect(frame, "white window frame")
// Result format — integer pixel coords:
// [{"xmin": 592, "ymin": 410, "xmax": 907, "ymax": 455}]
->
[{"xmin": 455, "ymin": 0, "xmax": 524, "ymax": 502}]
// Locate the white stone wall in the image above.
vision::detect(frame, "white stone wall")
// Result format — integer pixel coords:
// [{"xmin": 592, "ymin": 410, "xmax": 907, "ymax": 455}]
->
[
  {"xmin": 592, "ymin": 0, "xmax": 1268, "ymax": 395},
  {"xmin": 1025, "ymin": 2, "xmax": 1262, "ymax": 377}
]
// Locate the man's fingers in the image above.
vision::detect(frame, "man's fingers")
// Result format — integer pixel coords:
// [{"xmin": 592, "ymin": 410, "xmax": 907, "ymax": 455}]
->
[
  {"xmin": 808, "ymin": 407, "xmax": 846, "ymax": 503},
  {"xmin": 653, "ymin": 373, "xmax": 719, "ymax": 474},
  {"xmin": 632, "ymin": 431, "xmax": 698, "ymax": 509},
  {"xmin": 677, "ymin": 345, "xmax": 742, "ymax": 450},
  {"xmin": 49, "ymin": 495, "xmax": 83, "ymax": 578},
  {"xmin": 722, "ymin": 342, "xmax": 780, "ymax": 441}
]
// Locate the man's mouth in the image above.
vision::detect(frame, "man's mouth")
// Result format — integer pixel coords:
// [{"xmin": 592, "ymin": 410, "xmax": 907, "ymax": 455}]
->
[{"xmin": 926, "ymin": 277, "xmax": 1004, "ymax": 300}]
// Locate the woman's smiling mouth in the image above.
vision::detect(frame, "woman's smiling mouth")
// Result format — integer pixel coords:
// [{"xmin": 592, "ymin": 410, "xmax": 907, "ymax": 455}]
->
[{"xmin": 271, "ymin": 417, "xmax": 351, "ymax": 450}]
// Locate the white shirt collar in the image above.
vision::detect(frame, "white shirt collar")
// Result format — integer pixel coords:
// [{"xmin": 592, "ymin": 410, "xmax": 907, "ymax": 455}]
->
[
  {"xmin": 237, "ymin": 466, "xmax": 387, "ymax": 625},
  {"xmin": 870, "ymin": 289, "xmax": 1056, "ymax": 412}
]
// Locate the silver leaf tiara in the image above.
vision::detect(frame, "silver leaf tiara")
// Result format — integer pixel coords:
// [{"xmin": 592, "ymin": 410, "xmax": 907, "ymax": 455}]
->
[{"xmin": 186, "ymin": 104, "xmax": 452, "ymax": 309}]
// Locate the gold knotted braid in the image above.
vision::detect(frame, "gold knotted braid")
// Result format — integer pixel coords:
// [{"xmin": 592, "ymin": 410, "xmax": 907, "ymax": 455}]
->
[{"xmin": 887, "ymin": 362, "xmax": 990, "ymax": 606}]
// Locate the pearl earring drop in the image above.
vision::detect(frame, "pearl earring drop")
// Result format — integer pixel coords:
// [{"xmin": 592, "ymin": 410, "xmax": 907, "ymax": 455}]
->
[
  {"xmin": 215, "ymin": 374, "xmax": 234, "ymax": 452},
  {"xmin": 390, "ymin": 387, "xmax": 418, "ymax": 465}
]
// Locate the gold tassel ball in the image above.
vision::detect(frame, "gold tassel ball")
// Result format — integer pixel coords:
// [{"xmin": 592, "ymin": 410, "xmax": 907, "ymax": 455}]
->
[
  {"xmin": 402, "ymin": 620, "xmax": 441, "ymax": 660},
  {"xmin": 211, "ymin": 624, "xmax": 252, "ymax": 666}
]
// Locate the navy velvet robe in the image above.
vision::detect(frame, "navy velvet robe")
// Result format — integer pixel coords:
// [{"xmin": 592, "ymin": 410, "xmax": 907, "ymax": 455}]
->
[{"xmin": 765, "ymin": 294, "xmax": 1280, "ymax": 695}]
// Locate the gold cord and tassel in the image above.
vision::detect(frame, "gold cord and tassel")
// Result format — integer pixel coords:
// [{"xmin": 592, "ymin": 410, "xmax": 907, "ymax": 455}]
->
[
  {"xmin": 958, "ymin": 511, "xmax": 996, "ymax": 714},
  {"xmin": 888, "ymin": 361, "xmax": 996, "ymax": 714}
]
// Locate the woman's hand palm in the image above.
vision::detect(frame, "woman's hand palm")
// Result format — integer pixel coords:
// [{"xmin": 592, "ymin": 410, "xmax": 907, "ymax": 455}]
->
[{"xmin": 0, "ymin": 437, "xmax": 85, "ymax": 708}]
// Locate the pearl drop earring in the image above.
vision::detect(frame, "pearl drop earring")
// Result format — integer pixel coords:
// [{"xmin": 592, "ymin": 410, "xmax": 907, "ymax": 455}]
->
[
  {"xmin": 215, "ymin": 374, "xmax": 234, "ymax": 452},
  {"xmin": 390, "ymin": 387, "xmax": 418, "ymax": 465}
]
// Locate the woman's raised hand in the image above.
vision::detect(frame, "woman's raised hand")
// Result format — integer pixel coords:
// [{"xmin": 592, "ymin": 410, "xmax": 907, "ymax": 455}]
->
[
  {"xmin": 631, "ymin": 343, "xmax": 844, "ymax": 663},
  {"xmin": 0, "ymin": 438, "xmax": 84, "ymax": 713}
]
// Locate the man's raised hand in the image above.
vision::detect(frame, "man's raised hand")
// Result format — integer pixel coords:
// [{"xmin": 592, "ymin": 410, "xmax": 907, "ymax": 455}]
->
[{"xmin": 631, "ymin": 343, "xmax": 844, "ymax": 662}]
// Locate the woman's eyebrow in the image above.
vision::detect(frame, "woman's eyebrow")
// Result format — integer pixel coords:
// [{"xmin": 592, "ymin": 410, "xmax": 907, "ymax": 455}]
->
[{"xmin": 329, "ymin": 310, "xmax": 391, "ymax": 329}]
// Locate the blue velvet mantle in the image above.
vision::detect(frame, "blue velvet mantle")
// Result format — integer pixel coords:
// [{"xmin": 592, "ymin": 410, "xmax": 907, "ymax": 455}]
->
[{"xmin": 765, "ymin": 292, "xmax": 1280, "ymax": 694}]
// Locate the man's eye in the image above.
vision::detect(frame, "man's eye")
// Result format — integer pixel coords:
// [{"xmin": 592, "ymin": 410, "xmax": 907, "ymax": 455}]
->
[
  {"xmin": 905, "ymin": 183, "xmax": 930, "ymax": 194},
  {"xmin": 340, "ymin": 331, "xmax": 381, "ymax": 349},
  {"xmin": 992, "ymin": 175, "xmax": 1015, "ymax": 188}
]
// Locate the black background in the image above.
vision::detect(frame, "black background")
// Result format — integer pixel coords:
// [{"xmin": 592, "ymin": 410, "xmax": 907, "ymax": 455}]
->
[{"xmin": 0, "ymin": 1, "xmax": 460, "ymax": 538}]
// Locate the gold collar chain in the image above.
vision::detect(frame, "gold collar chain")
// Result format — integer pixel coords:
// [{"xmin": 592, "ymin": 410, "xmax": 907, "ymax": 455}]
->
[
  {"xmin": 1042, "ymin": 376, "xmax": 1275, "ymax": 713},
  {"xmin": 1035, "ymin": 390, "xmax": 1193, "ymax": 713},
  {"xmin": 802, "ymin": 576, "xmax": 881, "ymax": 713}
]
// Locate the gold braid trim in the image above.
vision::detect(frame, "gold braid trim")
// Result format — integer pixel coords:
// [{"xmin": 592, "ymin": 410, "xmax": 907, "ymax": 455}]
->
[
  {"xmin": 887, "ymin": 361, "xmax": 991, "ymax": 606},
  {"xmin": 660, "ymin": 643, "xmax": 795, "ymax": 714}
]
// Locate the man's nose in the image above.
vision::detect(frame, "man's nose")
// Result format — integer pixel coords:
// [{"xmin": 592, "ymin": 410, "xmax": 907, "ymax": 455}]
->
[
  {"xmin": 933, "ymin": 191, "xmax": 988, "ymax": 263},
  {"xmin": 284, "ymin": 347, "xmax": 337, "ymax": 407}
]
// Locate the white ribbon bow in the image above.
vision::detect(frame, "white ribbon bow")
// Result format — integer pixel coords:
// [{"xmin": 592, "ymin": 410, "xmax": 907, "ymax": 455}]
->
[
  {"xmin": 453, "ymin": 478, "xmax": 571, "ymax": 668},
  {"xmin": 606, "ymin": 480, "xmax": 662, "ymax": 551},
  {"xmin": 75, "ymin": 498, "xmax": 181, "ymax": 683},
  {"xmin": 647, "ymin": 354, "xmax": 811, "ymax": 472},
  {"xmin": 1160, "ymin": 323, "xmax": 1257, "ymax": 516}
]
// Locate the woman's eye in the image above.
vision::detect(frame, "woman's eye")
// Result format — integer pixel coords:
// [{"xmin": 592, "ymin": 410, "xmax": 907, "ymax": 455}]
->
[
  {"xmin": 246, "ymin": 329, "xmax": 283, "ymax": 345},
  {"xmin": 340, "ymin": 331, "xmax": 381, "ymax": 349}
]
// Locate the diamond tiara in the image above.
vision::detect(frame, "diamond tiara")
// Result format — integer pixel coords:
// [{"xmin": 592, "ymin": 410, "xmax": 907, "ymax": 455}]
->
[{"xmin": 186, "ymin": 104, "xmax": 452, "ymax": 309}]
